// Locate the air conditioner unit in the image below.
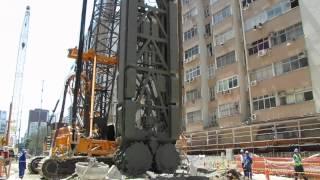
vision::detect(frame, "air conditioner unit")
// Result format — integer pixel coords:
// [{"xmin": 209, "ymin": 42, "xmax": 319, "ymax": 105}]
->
[
  {"xmin": 251, "ymin": 114, "xmax": 257, "ymax": 120},
  {"xmin": 258, "ymin": 49, "xmax": 267, "ymax": 57},
  {"xmin": 243, "ymin": 3, "xmax": 250, "ymax": 10},
  {"xmin": 253, "ymin": 25, "xmax": 257, "ymax": 31},
  {"xmin": 219, "ymin": 40, "xmax": 225, "ymax": 46},
  {"xmin": 222, "ymin": 89, "xmax": 231, "ymax": 95},
  {"xmin": 250, "ymin": 80, "xmax": 257, "ymax": 86},
  {"xmin": 269, "ymin": 31, "xmax": 276, "ymax": 37}
]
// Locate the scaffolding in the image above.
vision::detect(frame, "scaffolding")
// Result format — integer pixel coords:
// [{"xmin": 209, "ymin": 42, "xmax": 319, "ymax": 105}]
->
[{"xmin": 179, "ymin": 114, "xmax": 320, "ymax": 154}]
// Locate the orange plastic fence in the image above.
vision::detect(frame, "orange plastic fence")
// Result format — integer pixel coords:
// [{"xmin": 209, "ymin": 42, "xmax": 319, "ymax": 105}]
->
[{"xmin": 235, "ymin": 155, "xmax": 320, "ymax": 178}]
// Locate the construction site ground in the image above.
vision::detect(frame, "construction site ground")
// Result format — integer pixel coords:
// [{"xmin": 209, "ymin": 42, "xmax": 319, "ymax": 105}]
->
[
  {"xmin": 4, "ymin": 155, "xmax": 317, "ymax": 180},
  {"xmin": 7, "ymin": 160, "xmax": 40, "ymax": 180}
]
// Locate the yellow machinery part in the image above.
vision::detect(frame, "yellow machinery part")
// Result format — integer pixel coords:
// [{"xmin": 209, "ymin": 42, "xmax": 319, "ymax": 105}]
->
[
  {"xmin": 51, "ymin": 126, "xmax": 117, "ymax": 157},
  {"xmin": 68, "ymin": 48, "xmax": 117, "ymax": 65}
]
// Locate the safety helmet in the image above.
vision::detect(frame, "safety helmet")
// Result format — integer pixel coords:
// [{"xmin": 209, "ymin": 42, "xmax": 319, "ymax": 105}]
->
[
  {"xmin": 240, "ymin": 149, "xmax": 244, "ymax": 153},
  {"xmin": 294, "ymin": 148, "xmax": 299, "ymax": 153}
]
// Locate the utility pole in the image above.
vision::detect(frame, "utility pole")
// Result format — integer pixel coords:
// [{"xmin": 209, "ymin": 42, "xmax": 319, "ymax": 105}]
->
[{"xmin": 35, "ymin": 80, "xmax": 44, "ymax": 155}]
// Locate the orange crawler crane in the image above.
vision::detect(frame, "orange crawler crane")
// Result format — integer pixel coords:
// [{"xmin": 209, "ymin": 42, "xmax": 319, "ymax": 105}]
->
[{"xmin": 28, "ymin": 48, "xmax": 119, "ymax": 179}]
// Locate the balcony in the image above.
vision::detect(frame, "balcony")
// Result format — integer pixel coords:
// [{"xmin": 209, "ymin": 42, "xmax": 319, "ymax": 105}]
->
[
  {"xmin": 183, "ymin": 54, "xmax": 200, "ymax": 68},
  {"xmin": 253, "ymin": 100, "xmax": 316, "ymax": 122},
  {"xmin": 214, "ymin": 38, "xmax": 235, "ymax": 57},
  {"xmin": 245, "ymin": 8, "xmax": 302, "ymax": 43},
  {"xmin": 186, "ymin": 121, "xmax": 204, "ymax": 132},
  {"xmin": 248, "ymin": 36, "xmax": 306, "ymax": 71},
  {"xmin": 210, "ymin": 0, "xmax": 231, "ymax": 15},
  {"xmin": 250, "ymin": 67, "xmax": 312, "ymax": 97},
  {"xmin": 217, "ymin": 115, "xmax": 242, "ymax": 129},
  {"xmin": 215, "ymin": 62, "xmax": 239, "ymax": 79},
  {"xmin": 184, "ymin": 76, "xmax": 201, "ymax": 91},
  {"xmin": 212, "ymin": 16, "xmax": 233, "ymax": 35},
  {"xmin": 243, "ymin": 0, "xmax": 277, "ymax": 20},
  {"xmin": 216, "ymin": 87, "xmax": 241, "ymax": 104},
  {"xmin": 185, "ymin": 98, "xmax": 202, "ymax": 108}
]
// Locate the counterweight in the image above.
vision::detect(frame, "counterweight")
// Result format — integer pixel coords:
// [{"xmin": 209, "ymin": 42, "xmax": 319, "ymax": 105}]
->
[{"xmin": 9, "ymin": 6, "xmax": 30, "ymax": 146}]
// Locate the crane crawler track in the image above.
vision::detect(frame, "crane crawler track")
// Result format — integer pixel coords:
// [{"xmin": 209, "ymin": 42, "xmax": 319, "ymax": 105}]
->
[{"xmin": 39, "ymin": 156, "xmax": 114, "ymax": 179}]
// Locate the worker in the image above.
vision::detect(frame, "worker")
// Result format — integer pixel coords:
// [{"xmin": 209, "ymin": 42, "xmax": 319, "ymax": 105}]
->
[
  {"xmin": 239, "ymin": 149, "xmax": 245, "ymax": 173},
  {"xmin": 293, "ymin": 148, "xmax": 308, "ymax": 180},
  {"xmin": 243, "ymin": 150, "xmax": 253, "ymax": 180},
  {"xmin": 18, "ymin": 149, "xmax": 26, "ymax": 179},
  {"xmin": 70, "ymin": 123, "xmax": 80, "ymax": 156}
]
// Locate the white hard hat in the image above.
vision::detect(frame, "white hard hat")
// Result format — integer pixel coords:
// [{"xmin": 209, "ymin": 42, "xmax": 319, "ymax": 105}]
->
[
  {"xmin": 245, "ymin": 150, "xmax": 249, "ymax": 154},
  {"xmin": 294, "ymin": 148, "xmax": 299, "ymax": 153},
  {"xmin": 240, "ymin": 149, "xmax": 244, "ymax": 153}
]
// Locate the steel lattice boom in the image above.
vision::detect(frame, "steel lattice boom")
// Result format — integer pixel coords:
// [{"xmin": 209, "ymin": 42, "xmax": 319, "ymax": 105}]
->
[
  {"xmin": 9, "ymin": 6, "xmax": 30, "ymax": 146},
  {"xmin": 82, "ymin": 0, "xmax": 120, "ymax": 137}
]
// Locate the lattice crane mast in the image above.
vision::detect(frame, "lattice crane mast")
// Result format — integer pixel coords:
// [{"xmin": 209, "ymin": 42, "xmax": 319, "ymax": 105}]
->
[{"xmin": 7, "ymin": 6, "xmax": 31, "ymax": 147}]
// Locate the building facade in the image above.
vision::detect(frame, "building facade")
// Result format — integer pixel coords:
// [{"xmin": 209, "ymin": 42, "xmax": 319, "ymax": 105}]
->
[
  {"xmin": 182, "ymin": 0, "xmax": 319, "ymax": 132},
  {"xmin": 27, "ymin": 109, "xmax": 49, "ymax": 136},
  {"xmin": 0, "ymin": 111, "xmax": 7, "ymax": 135}
]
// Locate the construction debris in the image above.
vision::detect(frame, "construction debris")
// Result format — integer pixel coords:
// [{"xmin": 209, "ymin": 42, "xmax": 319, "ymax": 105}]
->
[{"xmin": 75, "ymin": 158, "xmax": 109, "ymax": 180}]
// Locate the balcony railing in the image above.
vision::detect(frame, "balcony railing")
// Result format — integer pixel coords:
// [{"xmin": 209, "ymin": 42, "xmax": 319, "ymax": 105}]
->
[{"xmin": 178, "ymin": 114, "xmax": 320, "ymax": 153}]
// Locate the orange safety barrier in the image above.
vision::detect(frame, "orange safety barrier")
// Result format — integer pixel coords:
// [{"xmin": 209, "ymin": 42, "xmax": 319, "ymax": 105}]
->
[
  {"xmin": 235, "ymin": 155, "xmax": 320, "ymax": 179},
  {"xmin": 0, "ymin": 151, "xmax": 8, "ymax": 178}
]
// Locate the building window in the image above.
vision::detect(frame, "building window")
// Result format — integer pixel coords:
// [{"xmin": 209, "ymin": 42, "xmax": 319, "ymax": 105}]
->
[
  {"xmin": 242, "ymin": 0, "xmax": 257, "ymax": 8},
  {"xmin": 217, "ymin": 75, "xmax": 238, "ymax": 92},
  {"xmin": 271, "ymin": 22, "xmax": 304, "ymax": 46},
  {"xmin": 215, "ymin": 28, "xmax": 234, "ymax": 45},
  {"xmin": 279, "ymin": 89, "xmax": 313, "ymax": 106},
  {"xmin": 184, "ymin": 45, "xmax": 199, "ymax": 62},
  {"xmin": 186, "ymin": 110, "xmax": 201, "ymax": 123},
  {"xmin": 183, "ymin": 8, "xmax": 198, "ymax": 23},
  {"xmin": 218, "ymin": 102, "xmax": 239, "ymax": 118},
  {"xmin": 210, "ymin": 0, "xmax": 219, "ymax": 5},
  {"xmin": 185, "ymin": 66, "xmax": 200, "ymax": 82},
  {"xmin": 184, "ymin": 26, "xmax": 198, "ymax": 41},
  {"xmin": 204, "ymin": 7, "xmax": 210, "ymax": 17},
  {"xmin": 212, "ymin": 6, "xmax": 232, "ymax": 25},
  {"xmin": 186, "ymin": 89, "xmax": 201, "ymax": 102},
  {"xmin": 207, "ymin": 111, "xmax": 218, "ymax": 128},
  {"xmin": 244, "ymin": 0, "xmax": 298, "ymax": 31},
  {"xmin": 250, "ymin": 65, "xmax": 273, "ymax": 82},
  {"xmin": 274, "ymin": 52, "xmax": 308, "ymax": 75},
  {"xmin": 208, "ymin": 63, "xmax": 215, "ymax": 78},
  {"xmin": 209, "ymin": 86, "xmax": 216, "ymax": 101},
  {"xmin": 248, "ymin": 37, "xmax": 270, "ymax": 56},
  {"xmin": 205, "ymin": 23, "xmax": 211, "ymax": 36},
  {"xmin": 253, "ymin": 95, "xmax": 276, "ymax": 111},
  {"xmin": 207, "ymin": 43, "xmax": 213, "ymax": 57},
  {"xmin": 182, "ymin": 0, "xmax": 190, "ymax": 6},
  {"xmin": 290, "ymin": 0, "xmax": 299, "ymax": 8},
  {"xmin": 216, "ymin": 51, "xmax": 236, "ymax": 69}
]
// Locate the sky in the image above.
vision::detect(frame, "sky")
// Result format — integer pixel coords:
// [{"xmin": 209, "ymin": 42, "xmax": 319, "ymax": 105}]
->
[{"xmin": 0, "ymin": 0, "xmax": 93, "ymax": 138}]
